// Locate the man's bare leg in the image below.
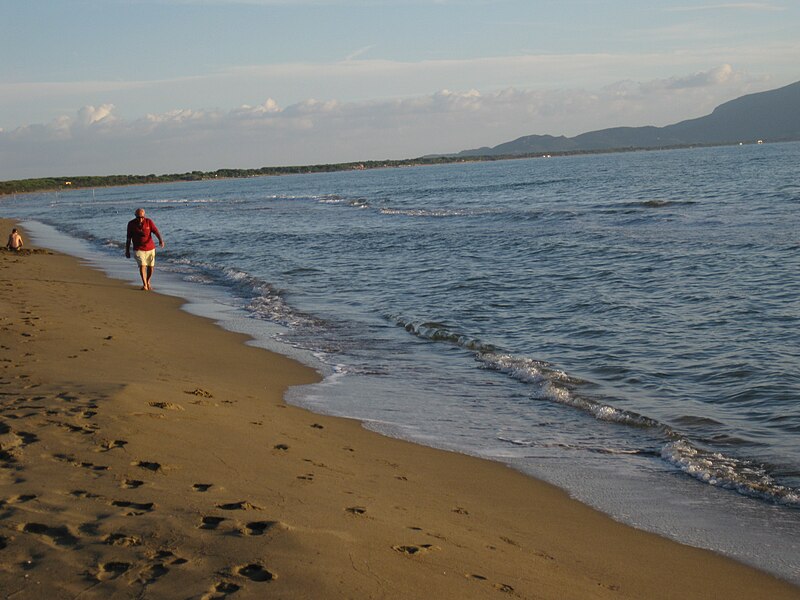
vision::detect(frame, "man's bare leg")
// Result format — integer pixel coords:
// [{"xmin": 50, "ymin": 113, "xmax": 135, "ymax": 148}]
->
[
  {"xmin": 138, "ymin": 266, "xmax": 148, "ymax": 290},
  {"xmin": 145, "ymin": 266, "xmax": 154, "ymax": 291}
]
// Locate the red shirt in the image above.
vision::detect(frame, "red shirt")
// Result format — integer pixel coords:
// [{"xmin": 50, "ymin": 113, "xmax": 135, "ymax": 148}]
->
[{"xmin": 127, "ymin": 217, "xmax": 162, "ymax": 252}]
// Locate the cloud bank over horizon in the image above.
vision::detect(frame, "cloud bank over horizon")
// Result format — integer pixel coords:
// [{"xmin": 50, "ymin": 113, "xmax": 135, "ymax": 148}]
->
[
  {"xmin": 0, "ymin": 65, "xmax": 776, "ymax": 180},
  {"xmin": 4, "ymin": 0, "xmax": 798, "ymax": 180}
]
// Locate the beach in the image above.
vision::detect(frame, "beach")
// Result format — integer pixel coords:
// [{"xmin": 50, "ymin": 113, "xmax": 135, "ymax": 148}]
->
[{"xmin": 1, "ymin": 219, "xmax": 798, "ymax": 600}]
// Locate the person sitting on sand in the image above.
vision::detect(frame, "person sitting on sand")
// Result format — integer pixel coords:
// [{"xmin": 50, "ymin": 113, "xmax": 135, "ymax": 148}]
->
[
  {"xmin": 125, "ymin": 208, "xmax": 165, "ymax": 291},
  {"xmin": 7, "ymin": 228, "xmax": 23, "ymax": 251}
]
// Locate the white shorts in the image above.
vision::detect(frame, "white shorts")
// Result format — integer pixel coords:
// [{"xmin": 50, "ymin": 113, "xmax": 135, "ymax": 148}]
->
[{"xmin": 134, "ymin": 249, "xmax": 156, "ymax": 267}]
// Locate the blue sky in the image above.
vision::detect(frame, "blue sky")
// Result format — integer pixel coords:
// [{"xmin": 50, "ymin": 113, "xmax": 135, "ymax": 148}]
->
[{"xmin": 2, "ymin": 0, "xmax": 799, "ymax": 178}]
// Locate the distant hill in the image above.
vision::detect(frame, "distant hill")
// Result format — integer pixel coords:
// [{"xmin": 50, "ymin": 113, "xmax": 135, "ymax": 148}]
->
[{"xmin": 458, "ymin": 80, "xmax": 800, "ymax": 157}]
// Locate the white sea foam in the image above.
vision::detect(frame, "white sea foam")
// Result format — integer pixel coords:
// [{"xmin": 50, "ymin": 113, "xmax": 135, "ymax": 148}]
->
[
  {"xmin": 480, "ymin": 352, "xmax": 659, "ymax": 428},
  {"xmin": 150, "ymin": 197, "xmax": 223, "ymax": 204},
  {"xmin": 379, "ymin": 207, "xmax": 477, "ymax": 217},
  {"xmin": 661, "ymin": 440, "xmax": 800, "ymax": 507},
  {"xmin": 391, "ymin": 315, "xmax": 660, "ymax": 429},
  {"xmin": 317, "ymin": 195, "xmax": 370, "ymax": 208}
]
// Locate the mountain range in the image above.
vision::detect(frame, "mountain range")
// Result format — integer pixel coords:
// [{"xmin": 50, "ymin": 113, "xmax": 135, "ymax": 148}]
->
[{"xmin": 457, "ymin": 80, "xmax": 800, "ymax": 157}]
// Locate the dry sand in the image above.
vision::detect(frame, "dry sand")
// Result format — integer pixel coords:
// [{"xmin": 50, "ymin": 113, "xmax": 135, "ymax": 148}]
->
[{"xmin": 1, "ymin": 218, "xmax": 798, "ymax": 599}]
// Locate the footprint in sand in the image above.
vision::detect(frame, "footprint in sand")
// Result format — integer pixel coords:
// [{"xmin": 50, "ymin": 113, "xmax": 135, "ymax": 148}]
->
[
  {"xmin": 112, "ymin": 499, "xmax": 155, "ymax": 513},
  {"xmin": 53, "ymin": 453, "xmax": 109, "ymax": 471},
  {"xmin": 138, "ymin": 563, "xmax": 170, "ymax": 584},
  {"xmin": 79, "ymin": 523, "xmax": 102, "ymax": 537},
  {"xmin": 216, "ymin": 500, "xmax": 261, "ymax": 511},
  {"xmin": 237, "ymin": 563, "xmax": 275, "ymax": 582},
  {"xmin": 204, "ymin": 581, "xmax": 240, "ymax": 599},
  {"xmin": 70, "ymin": 490, "xmax": 101, "ymax": 499},
  {"xmin": 149, "ymin": 401, "xmax": 184, "ymax": 411},
  {"xmin": 199, "ymin": 516, "xmax": 227, "ymax": 530},
  {"xmin": 97, "ymin": 439, "xmax": 128, "ymax": 452},
  {"xmin": 2, "ymin": 493, "xmax": 37, "ymax": 505},
  {"xmin": 1, "ymin": 428, "xmax": 38, "ymax": 452},
  {"xmin": 392, "ymin": 544, "xmax": 437, "ymax": 556},
  {"xmin": 20, "ymin": 523, "xmax": 79, "ymax": 546},
  {"xmin": 500, "ymin": 536, "xmax": 519, "ymax": 547},
  {"xmin": 55, "ymin": 421, "xmax": 96, "ymax": 435},
  {"xmin": 122, "ymin": 478, "xmax": 145, "ymax": 489},
  {"xmin": 104, "ymin": 533, "xmax": 142, "ymax": 547},
  {"xmin": 149, "ymin": 549, "xmax": 188, "ymax": 566},
  {"xmin": 133, "ymin": 460, "xmax": 162, "ymax": 472},
  {"xmin": 184, "ymin": 388, "xmax": 214, "ymax": 398},
  {"xmin": 192, "ymin": 483, "xmax": 213, "ymax": 492},
  {"xmin": 345, "ymin": 506, "xmax": 367, "ymax": 516},
  {"xmin": 242, "ymin": 521, "xmax": 277, "ymax": 536},
  {"xmin": 96, "ymin": 561, "xmax": 131, "ymax": 581}
]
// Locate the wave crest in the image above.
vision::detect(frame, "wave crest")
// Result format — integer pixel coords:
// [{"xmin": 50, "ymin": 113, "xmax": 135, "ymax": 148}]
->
[
  {"xmin": 662, "ymin": 440, "xmax": 800, "ymax": 507},
  {"xmin": 390, "ymin": 313, "xmax": 800, "ymax": 506}
]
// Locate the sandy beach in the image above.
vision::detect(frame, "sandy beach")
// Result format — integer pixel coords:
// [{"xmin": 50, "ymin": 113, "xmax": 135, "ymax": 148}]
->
[{"xmin": 0, "ymin": 218, "xmax": 797, "ymax": 600}]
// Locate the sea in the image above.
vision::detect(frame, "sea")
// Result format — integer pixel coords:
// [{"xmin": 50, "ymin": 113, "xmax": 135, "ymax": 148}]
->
[{"xmin": 3, "ymin": 142, "xmax": 799, "ymax": 583}]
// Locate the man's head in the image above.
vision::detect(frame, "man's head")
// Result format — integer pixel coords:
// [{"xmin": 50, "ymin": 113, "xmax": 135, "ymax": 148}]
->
[{"xmin": 135, "ymin": 208, "xmax": 145, "ymax": 220}]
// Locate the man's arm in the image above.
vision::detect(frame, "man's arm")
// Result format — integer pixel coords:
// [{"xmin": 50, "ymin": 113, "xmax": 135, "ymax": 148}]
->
[
  {"xmin": 125, "ymin": 222, "xmax": 132, "ymax": 257},
  {"xmin": 150, "ymin": 221, "xmax": 165, "ymax": 248}
]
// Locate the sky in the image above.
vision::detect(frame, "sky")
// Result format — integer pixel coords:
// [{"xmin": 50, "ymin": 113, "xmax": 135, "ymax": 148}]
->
[{"xmin": 1, "ymin": 0, "xmax": 799, "ymax": 179}]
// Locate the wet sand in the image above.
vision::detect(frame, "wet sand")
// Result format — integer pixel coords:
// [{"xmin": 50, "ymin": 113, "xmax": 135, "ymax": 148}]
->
[{"xmin": 1, "ymin": 219, "xmax": 797, "ymax": 599}]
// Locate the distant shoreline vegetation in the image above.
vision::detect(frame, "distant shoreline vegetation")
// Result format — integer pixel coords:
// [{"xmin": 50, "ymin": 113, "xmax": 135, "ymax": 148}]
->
[{"xmin": 0, "ymin": 140, "xmax": 769, "ymax": 196}]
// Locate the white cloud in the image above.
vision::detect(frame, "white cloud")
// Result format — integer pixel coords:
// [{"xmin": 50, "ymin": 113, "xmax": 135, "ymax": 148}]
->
[
  {"xmin": 5, "ymin": 39, "xmax": 799, "ymax": 131},
  {"xmin": 0, "ymin": 65, "xmax": 780, "ymax": 179},
  {"xmin": 344, "ymin": 45, "xmax": 376, "ymax": 61},
  {"xmin": 641, "ymin": 64, "xmax": 738, "ymax": 90},
  {"xmin": 78, "ymin": 104, "xmax": 117, "ymax": 126}
]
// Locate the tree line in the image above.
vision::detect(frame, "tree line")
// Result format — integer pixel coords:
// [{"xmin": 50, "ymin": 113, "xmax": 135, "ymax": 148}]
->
[{"xmin": 0, "ymin": 157, "xmax": 489, "ymax": 196}]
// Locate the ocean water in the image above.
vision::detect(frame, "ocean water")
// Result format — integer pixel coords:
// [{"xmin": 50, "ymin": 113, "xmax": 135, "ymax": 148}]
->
[{"xmin": 4, "ymin": 143, "xmax": 799, "ymax": 582}]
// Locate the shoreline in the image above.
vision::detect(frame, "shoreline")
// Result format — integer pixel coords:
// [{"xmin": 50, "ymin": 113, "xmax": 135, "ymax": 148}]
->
[
  {"xmin": 1, "ymin": 218, "xmax": 798, "ymax": 599},
  {"xmin": 2, "ymin": 140, "xmax": 790, "ymax": 197}
]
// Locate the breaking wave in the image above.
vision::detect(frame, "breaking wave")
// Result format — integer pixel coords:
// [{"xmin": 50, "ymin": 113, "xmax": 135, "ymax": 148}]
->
[
  {"xmin": 390, "ymin": 314, "xmax": 800, "ymax": 507},
  {"xmin": 662, "ymin": 440, "xmax": 800, "ymax": 507},
  {"xmin": 379, "ymin": 207, "xmax": 487, "ymax": 218},
  {"xmin": 317, "ymin": 195, "xmax": 371, "ymax": 209},
  {"xmin": 164, "ymin": 256, "xmax": 319, "ymax": 329}
]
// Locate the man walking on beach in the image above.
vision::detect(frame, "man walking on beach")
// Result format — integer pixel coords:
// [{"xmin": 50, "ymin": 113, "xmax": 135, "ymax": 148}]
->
[{"xmin": 126, "ymin": 208, "xmax": 164, "ymax": 291}]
